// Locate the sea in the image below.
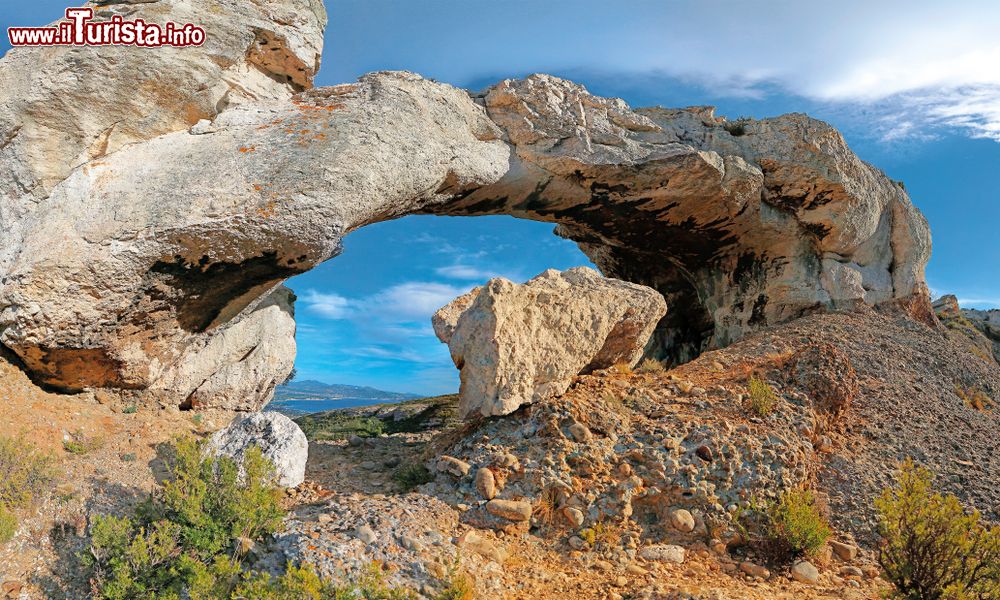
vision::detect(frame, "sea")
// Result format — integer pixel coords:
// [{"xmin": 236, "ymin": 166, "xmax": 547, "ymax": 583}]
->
[{"xmin": 264, "ymin": 397, "xmax": 404, "ymax": 417}]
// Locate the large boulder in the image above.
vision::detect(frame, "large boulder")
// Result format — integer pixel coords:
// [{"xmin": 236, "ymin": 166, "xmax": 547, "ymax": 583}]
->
[
  {"xmin": 0, "ymin": 1, "xmax": 933, "ymax": 409},
  {"xmin": 433, "ymin": 267, "xmax": 666, "ymax": 418},
  {"xmin": 207, "ymin": 412, "xmax": 308, "ymax": 488}
]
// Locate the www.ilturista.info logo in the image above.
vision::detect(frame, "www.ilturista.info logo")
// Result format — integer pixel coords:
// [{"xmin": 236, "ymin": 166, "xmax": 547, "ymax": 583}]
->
[{"xmin": 8, "ymin": 8, "xmax": 205, "ymax": 48}]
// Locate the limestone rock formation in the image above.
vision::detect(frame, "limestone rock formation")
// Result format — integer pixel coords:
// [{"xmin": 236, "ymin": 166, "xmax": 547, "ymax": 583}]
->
[
  {"xmin": 149, "ymin": 286, "xmax": 297, "ymax": 412},
  {"xmin": 432, "ymin": 268, "xmax": 667, "ymax": 418},
  {"xmin": 933, "ymin": 295, "xmax": 1000, "ymax": 364},
  {"xmin": 0, "ymin": 0, "xmax": 932, "ymax": 409},
  {"xmin": 207, "ymin": 411, "xmax": 308, "ymax": 488},
  {"xmin": 965, "ymin": 308, "xmax": 1000, "ymax": 363}
]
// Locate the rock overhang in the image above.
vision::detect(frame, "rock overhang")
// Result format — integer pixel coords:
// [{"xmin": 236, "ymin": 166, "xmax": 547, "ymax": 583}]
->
[{"xmin": 0, "ymin": 7, "xmax": 932, "ymax": 410}]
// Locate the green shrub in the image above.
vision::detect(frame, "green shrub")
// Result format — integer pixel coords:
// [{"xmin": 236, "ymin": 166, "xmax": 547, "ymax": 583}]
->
[
  {"xmin": 0, "ymin": 435, "xmax": 56, "ymax": 509},
  {"xmin": 392, "ymin": 463, "xmax": 434, "ymax": 492},
  {"xmin": 746, "ymin": 374, "xmax": 778, "ymax": 417},
  {"xmin": 735, "ymin": 489, "xmax": 830, "ymax": 561},
  {"xmin": 876, "ymin": 460, "xmax": 1000, "ymax": 599},
  {"xmin": 83, "ymin": 435, "xmax": 285, "ymax": 599},
  {"xmin": 84, "ymin": 436, "xmax": 463, "ymax": 599},
  {"xmin": 723, "ymin": 117, "xmax": 751, "ymax": 136},
  {"xmin": 768, "ymin": 489, "xmax": 830, "ymax": 557},
  {"xmin": 0, "ymin": 504, "xmax": 17, "ymax": 543},
  {"xmin": 636, "ymin": 358, "xmax": 666, "ymax": 373},
  {"xmin": 64, "ymin": 434, "xmax": 103, "ymax": 455}
]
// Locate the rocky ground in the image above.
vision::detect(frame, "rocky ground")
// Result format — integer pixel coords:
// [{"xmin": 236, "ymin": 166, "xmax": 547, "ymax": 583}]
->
[{"xmin": 1, "ymin": 306, "xmax": 998, "ymax": 599}]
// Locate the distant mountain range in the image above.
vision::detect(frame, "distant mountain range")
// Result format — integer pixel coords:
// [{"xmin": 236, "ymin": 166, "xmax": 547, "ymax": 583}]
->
[{"xmin": 273, "ymin": 380, "xmax": 419, "ymax": 403}]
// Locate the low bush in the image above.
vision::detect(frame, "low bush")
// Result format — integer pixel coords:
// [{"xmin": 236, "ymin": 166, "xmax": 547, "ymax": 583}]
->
[
  {"xmin": 83, "ymin": 435, "xmax": 287, "ymax": 599},
  {"xmin": 636, "ymin": 358, "xmax": 666, "ymax": 373},
  {"xmin": 746, "ymin": 374, "xmax": 778, "ymax": 416},
  {"xmin": 735, "ymin": 488, "xmax": 830, "ymax": 562},
  {"xmin": 767, "ymin": 489, "xmax": 830, "ymax": 557},
  {"xmin": 876, "ymin": 460, "xmax": 1000, "ymax": 599},
  {"xmin": 0, "ymin": 504, "xmax": 16, "ymax": 543},
  {"xmin": 83, "ymin": 435, "xmax": 458, "ymax": 599},
  {"xmin": 0, "ymin": 435, "xmax": 56, "ymax": 509},
  {"xmin": 956, "ymin": 385, "xmax": 994, "ymax": 412},
  {"xmin": 392, "ymin": 463, "xmax": 434, "ymax": 492},
  {"xmin": 0, "ymin": 434, "xmax": 57, "ymax": 545},
  {"xmin": 609, "ymin": 361, "xmax": 633, "ymax": 375}
]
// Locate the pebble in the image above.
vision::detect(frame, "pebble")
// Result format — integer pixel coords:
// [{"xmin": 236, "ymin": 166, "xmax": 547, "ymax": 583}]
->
[
  {"xmin": 568, "ymin": 421, "xmax": 593, "ymax": 442},
  {"xmin": 563, "ymin": 506, "xmax": 585, "ymax": 527},
  {"xmin": 669, "ymin": 508, "xmax": 695, "ymax": 533},
  {"xmin": 740, "ymin": 561, "xmax": 770, "ymax": 579},
  {"xmin": 830, "ymin": 540, "xmax": 858, "ymax": 561},
  {"xmin": 475, "ymin": 467, "xmax": 497, "ymax": 500},
  {"xmin": 486, "ymin": 499, "xmax": 532, "ymax": 521},
  {"xmin": 790, "ymin": 560, "xmax": 820, "ymax": 585},
  {"xmin": 638, "ymin": 544, "xmax": 685, "ymax": 563},
  {"xmin": 437, "ymin": 455, "xmax": 471, "ymax": 477},
  {"xmin": 354, "ymin": 524, "xmax": 376, "ymax": 544}
]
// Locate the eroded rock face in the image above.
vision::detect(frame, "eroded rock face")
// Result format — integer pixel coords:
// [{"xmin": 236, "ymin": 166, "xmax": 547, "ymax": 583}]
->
[
  {"xmin": 207, "ymin": 412, "xmax": 308, "ymax": 488},
  {"xmin": 433, "ymin": 268, "xmax": 666, "ymax": 418},
  {"xmin": 149, "ymin": 286, "xmax": 297, "ymax": 412},
  {"xmin": 0, "ymin": 2, "xmax": 932, "ymax": 408},
  {"xmin": 934, "ymin": 295, "xmax": 1000, "ymax": 364}
]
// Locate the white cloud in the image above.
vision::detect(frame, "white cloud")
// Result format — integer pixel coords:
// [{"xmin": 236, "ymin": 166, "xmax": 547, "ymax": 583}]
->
[
  {"xmin": 300, "ymin": 281, "xmax": 472, "ymax": 338},
  {"xmin": 653, "ymin": 1, "xmax": 1000, "ymax": 142},
  {"xmin": 957, "ymin": 297, "xmax": 1000, "ymax": 309},
  {"xmin": 301, "ymin": 290, "xmax": 353, "ymax": 319},
  {"xmin": 435, "ymin": 264, "xmax": 518, "ymax": 281}
]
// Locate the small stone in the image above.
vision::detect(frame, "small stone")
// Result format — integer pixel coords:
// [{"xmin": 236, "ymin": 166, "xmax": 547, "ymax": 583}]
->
[
  {"xmin": 695, "ymin": 445, "xmax": 713, "ymax": 462},
  {"xmin": 2, "ymin": 581, "xmax": 24, "ymax": 597},
  {"xmin": 625, "ymin": 564, "xmax": 648, "ymax": 576},
  {"xmin": 383, "ymin": 456, "xmax": 401, "ymax": 468},
  {"xmin": 790, "ymin": 560, "xmax": 820, "ymax": 585},
  {"xmin": 563, "ymin": 506, "xmax": 585, "ymax": 527},
  {"xmin": 189, "ymin": 119, "xmax": 217, "ymax": 135},
  {"xmin": 593, "ymin": 560, "xmax": 613, "ymax": 571},
  {"xmin": 638, "ymin": 544, "xmax": 685, "ymax": 563},
  {"xmin": 400, "ymin": 534, "xmax": 423, "ymax": 552},
  {"xmin": 475, "ymin": 467, "xmax": 497, "ymax": 500},
  {"xmin": 740, "ymin": 561, "xmax": 770, "ymax": 579},
  {"xmin": 815, "ymin": 435, "xmax": 835, "ymax": 453},
  {"xmin": 830, "ymin": 540, "xmax": 858, "ymax": 561},
  {"xmin": 567, "ymin": 421, "xmax": 593, "ymax": 442},
  {"xmin": 355, "ymin": 524, "xmax": 377, "ymax": 544},
  {"xmin": 457, "ymin": 529, "xmax": 507, "ymax": 563},
  {"xmin": 486, "ymin": 499, "xmax": 533, "ymax": 522},
  {"xmin": 669, "ymin": 508, "xmax": 695, "ymax": 533},
  {"xmin": 839, "ymin": 566, "xmax": 864, "ymax": 577},
  {"xmin": 437, "ymin": 455, "xmax": 471, "ymax": 477},
  {"xmin": 348, "ymin": 434, "xmax": 364, "ymax": 447},
  {"xmin": 568, "ymin": 535, "xmax": 587, "ymax": 550},
  {"xmin": 677, "ymin": 381, "xmax": 694, "ymax": 394}
]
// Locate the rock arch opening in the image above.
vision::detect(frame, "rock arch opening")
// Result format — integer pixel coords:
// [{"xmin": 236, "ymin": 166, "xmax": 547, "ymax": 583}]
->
[{"xmin": 280, "ymin": 214, "xmax": 601, "ymax": 398}]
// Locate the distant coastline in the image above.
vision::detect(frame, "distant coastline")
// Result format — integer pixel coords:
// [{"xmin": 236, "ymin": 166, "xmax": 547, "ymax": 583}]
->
[{"xmin": 265, "ymin": 379, "xmax": 419, "ymax": 417}]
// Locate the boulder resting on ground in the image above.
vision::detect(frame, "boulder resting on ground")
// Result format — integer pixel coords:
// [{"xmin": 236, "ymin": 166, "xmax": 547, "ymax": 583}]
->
[
  {"xmin": 433, "ymin": 267, "xmax": 666, "ymax": 418},
  {"xmin": 206, "ymin": 412, "xmax": 308, "ymax": 487}
]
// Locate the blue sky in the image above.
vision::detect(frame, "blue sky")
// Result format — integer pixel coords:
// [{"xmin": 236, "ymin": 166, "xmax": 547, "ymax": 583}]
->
[{"xmin": 4, "ymin": 1, "xmax": 999, "ymax": 394}]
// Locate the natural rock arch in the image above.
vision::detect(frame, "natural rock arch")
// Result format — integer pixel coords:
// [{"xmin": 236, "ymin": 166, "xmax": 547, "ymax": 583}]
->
[{"xmin": 0, "ymin": 3, "xmax": 930, "ymax": 410}]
